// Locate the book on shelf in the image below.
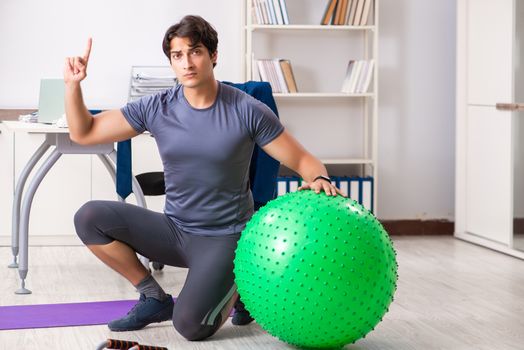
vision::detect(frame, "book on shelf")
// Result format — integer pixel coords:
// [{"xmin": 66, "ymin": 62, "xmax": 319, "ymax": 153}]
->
[
  {"xmin": 279, "ymin": 0, "xmax": 290, "ymax": 24},
  {"xmin": 348, "ymin": 0, "xmax": 358, "ymax": 24},
  {"xmin": 252, "ymin": 0, "xmax": 289, "ymax": 25},
  {"xmin": 267, "ymin": 0, "xmax": 277, "ymax": 24},
  {"xmin": 359, "ymin": 0, "xmax": 373, "ymax": 25},
  {"xmin": 337, "ymin": 0, "xmax": 352, "ymax": 25},
  {"xmin": 256, "ymin": 58, "xmax": 298, "ymax": 93},
  {"xmin": 279, "ymin": 60, "xmax": 298, "ymax": 93},
  {"xmin": 272, "ymin": 0, "xmax": 284, "ymax": 24},
  {"xmin": 341, "ymin": 59, "xmax": 374, "ymax": 94},
  {"xmin": 334, "ymin": 0, "xmax": 344, "ymax": 25},
  {"xmin": 321, "ymin": 0, "xmax": 373, "ymax": 26},
  {"xmin": 321, "ymin": 0, "xmax": 338, "ymax": 25},
  {"xmin": 353, "ymin": 0, "xmax": 365, "ymax": 25}
]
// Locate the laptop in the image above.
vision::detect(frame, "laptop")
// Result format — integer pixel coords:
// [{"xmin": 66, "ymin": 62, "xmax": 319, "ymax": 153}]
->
[{"xmin": 37, "ymin": 78, "xmax": 65, "ymax": 124}]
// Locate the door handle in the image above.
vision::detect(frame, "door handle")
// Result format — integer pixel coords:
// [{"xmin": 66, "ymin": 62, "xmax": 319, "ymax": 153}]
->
[{"xmin": 496, "ymin": 103, "xmax": 524, "ymax": 111}]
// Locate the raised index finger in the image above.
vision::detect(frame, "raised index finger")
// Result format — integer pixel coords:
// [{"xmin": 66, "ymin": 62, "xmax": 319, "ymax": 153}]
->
[{"xmin": 83, "ymin": 38, "xmax": 92, "ymax": 61}]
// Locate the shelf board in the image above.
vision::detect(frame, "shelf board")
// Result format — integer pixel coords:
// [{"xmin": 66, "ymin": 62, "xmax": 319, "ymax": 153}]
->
[
  {"xmin": 273, "ymin": 92, "xmax": 374, "ymax": 98},
  {"xmin": 320, "ymin": 158, "xmax": 374, "ymax": 165},
  {"xmin": 248, "ymin": 25, "xmax": 375, "ymax": 31}
]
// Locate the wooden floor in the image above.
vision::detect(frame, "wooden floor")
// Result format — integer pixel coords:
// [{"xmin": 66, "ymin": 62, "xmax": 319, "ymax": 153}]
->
[
  {"xmin": 1, "ymin": 236, "xmax": 524, "ymax": 350},
  {"xmin": 513, "ymin": 233, "xmax": 524, "ymax": 251}
]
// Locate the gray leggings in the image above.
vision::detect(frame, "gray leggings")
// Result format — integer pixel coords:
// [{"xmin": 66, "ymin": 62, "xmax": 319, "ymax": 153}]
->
[{"xmin": 74, "ymin": 200, "xmax": 240, "ymax": 341}]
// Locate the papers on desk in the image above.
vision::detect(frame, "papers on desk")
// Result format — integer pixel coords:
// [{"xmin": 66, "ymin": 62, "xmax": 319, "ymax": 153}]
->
[
  {"xmin": 54, "ymin": 115, "xmax": 68, "ymax": 128},
  {"xmin": 19, "ymin": 112, "xmax": 38, "ymax": 123},
  {"xmin": 18, "ymin": 112, "xmax": 68, "ymax": 127},
  {"xmin": 129, "ymin": 66, "xmax": 178, "ymax": 101}
]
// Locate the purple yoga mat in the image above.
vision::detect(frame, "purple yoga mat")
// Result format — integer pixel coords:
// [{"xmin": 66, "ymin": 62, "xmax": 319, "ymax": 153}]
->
[
  {"xmin": 0, "ymin": 298, "xmax": 176, "ymax": 330},
  {"xmin": 0, "ymin": 297, "xmax": 236, "ymax": 330}
]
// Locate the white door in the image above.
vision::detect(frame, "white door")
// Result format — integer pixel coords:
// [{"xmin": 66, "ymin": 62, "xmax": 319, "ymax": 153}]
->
[{"xmin": 464, "ymin": 0, "xmax": 517, "ymax": 244}]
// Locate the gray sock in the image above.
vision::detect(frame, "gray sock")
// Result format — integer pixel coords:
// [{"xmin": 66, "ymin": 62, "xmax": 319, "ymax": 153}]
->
[{"xmin": 135, "ymin": 274, "xmax": 167, "ymax": 301}]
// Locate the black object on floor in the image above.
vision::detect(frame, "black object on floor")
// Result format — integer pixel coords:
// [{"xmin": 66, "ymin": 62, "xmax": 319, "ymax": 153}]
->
[{"xmin": 232, "ymin": 299, "xmax": 254, "ymax": 326}]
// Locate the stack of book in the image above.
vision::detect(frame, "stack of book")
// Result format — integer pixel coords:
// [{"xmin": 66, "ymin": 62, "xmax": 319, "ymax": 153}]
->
[
  {"xmin": 256, "ymin": 59, "xmax": 298, "ymax": 93},
  {"xmin": 321, "ymin": 0, "xmax": 373, "ymax": 26},
  {"xmin": 128, "ymin": 66, "xmax": 178, "ymax": 102},
  {"xmin": 276, "ymin": 175, "xmax": 374, "ymax": 212},
  {"xmin": 341, "ymin": 59, "xmax": 374, "ymax": 94},
  {"xmin": 252, "ymin": 0, "xmax": 290, "ymax": 25}
]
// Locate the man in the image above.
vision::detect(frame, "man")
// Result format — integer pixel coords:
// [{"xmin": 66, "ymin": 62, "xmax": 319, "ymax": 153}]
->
[{"xmin": 65, "ymin": 15, "xmax": 343, "ymax": 341}]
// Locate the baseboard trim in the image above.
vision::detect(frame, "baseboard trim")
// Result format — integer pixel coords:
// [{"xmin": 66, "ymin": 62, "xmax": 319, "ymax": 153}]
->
[
  {"xmin": 455, "ymin": 231, "xmax": 524, "ymax": 260},
  {"xmin": 380, "ymin": 219, "xmax": 454, "ymax": 235}
]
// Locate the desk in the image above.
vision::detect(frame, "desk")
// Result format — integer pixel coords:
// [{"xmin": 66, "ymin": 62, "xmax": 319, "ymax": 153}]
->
[{"xmin": 3, "ymin": 121, "xmax": 146, "ymax": 294}]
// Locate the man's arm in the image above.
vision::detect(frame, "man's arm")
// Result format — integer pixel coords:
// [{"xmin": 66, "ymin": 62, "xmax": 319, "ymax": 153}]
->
[
  {"xmin": 64, "ymin": 38, "xmax": 138, "ymax": 145},
  {"xmin": 261, "ymin": 129, "xmax": 345, "ymax": 196}
]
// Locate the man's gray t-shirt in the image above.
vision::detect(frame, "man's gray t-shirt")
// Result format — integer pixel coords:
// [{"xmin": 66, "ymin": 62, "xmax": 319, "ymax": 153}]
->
[{"xmin": 121, "ymin": 82, "xmax": 284, "ymax": 236}]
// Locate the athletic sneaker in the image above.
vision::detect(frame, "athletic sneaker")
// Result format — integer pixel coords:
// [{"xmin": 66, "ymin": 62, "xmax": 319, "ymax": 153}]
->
[
  {"xmin": 232, "ymin": 299, "xmax": 254, "ymax": 326},
  {"xmin": 108, "ymin": 293, "xmax": 174, "ymax": 331}
]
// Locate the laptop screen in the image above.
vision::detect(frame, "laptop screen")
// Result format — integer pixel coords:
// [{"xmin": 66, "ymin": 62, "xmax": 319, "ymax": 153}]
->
[{"xmin": 38, "ymin": 79, "xmax": 65, "ymax": 124}]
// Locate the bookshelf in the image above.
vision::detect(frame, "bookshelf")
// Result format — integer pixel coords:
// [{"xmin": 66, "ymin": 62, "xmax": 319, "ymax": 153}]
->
[
  {"xmin": 249, "ymin": 24, "xmax": 375, "ymax": 30},
  {"xmin": 241, "ymin": 0, "xmax": 378, "ymax": 212}
]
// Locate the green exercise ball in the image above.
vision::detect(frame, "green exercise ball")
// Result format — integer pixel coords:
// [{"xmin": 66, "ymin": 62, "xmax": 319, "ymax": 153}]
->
[{"xmin": 234, "ymin": 190, "xmax": 397, "ymax": 348}]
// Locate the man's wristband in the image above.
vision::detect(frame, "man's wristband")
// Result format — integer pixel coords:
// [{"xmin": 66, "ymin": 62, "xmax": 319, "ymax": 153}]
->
[{"xmin": 313, "ymin": 175, "xmax": 331, "ymax": 183}]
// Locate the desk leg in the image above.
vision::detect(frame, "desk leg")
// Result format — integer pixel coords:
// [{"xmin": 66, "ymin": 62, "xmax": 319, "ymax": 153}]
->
[
  {"xmin": 16, "ymin": 149, "xmax": 62, "ymax": 294},
  {"xmin": 9, "ymin": 141, "xmax": 51, "ymax": 269},
  {"xmin": 96, "ymin": 154, "xmax": 122, "ymax": 201}
]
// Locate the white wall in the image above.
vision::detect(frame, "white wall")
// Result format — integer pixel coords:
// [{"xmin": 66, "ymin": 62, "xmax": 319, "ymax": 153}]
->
[
  {"xmin": 0, "ymin": 0, "xmax": 456, "ymax": 221},
  {"xmin": 0, "ymin": 0, "xmax": 243, "ymax": 109},
  {"xmin": 378, "ymin": 0, "xmax": 455, "ymax": 220}
]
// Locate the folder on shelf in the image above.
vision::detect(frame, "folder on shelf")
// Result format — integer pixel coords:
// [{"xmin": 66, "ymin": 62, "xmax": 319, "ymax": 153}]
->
[
  {"xmin": 275, "ymin": 175, "xmax": 373, "ymax": 212},
  {"xmin": 289, "ymin": 178, "xmax": 300, "ymax": 192},
  {"xmin": 277, "ymin": 178, "xmax": 287, "ymax": 196},
  {"xmin": 349, "ymin": 177, "xmax": 360, "ymax": 203},
  {"xmin": 361, "ymin": 177, "xmax": 373, "ymax": 211},
  {"xmin": 338, "ymin": 177, "xmax": 349, "ymax": 196}
]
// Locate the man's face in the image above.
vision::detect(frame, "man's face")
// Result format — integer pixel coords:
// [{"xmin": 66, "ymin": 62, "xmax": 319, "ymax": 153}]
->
[{"xmin": 169, "ymin": 36, "xmax": 217, "ymax": 88}]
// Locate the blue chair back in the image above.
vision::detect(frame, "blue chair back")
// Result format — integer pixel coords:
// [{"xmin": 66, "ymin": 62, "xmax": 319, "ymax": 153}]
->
[{"xmin": 222, "ymin": 81, "xmax": 281, "ymax": 210}]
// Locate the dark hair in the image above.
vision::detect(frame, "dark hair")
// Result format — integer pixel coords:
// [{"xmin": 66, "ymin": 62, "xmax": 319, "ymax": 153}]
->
[{"xmin": 162, "ymin": 15, "xmax": 218, "ymax": 67}]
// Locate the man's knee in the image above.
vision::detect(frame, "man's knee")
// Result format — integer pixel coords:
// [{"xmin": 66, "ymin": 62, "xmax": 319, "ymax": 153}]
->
[
  {"xmin": 172, "ymin": 309, "xmax": 219, "ymax": 341},
  {"xmin": 74, "ymin": 201, "xmax": 113, "ymax": 245}
]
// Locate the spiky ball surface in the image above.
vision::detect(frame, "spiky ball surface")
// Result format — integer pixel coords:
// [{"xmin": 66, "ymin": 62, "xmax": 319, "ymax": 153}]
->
[{"xmin": 234, "ymin": 191, "xmax": 398, "ymax": 348}]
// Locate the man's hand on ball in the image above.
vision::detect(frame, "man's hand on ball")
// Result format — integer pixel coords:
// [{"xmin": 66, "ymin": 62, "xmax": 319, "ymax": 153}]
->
[{"xmin": 298, "ymin": 179, "xmax": 347, "ymax": 197}]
